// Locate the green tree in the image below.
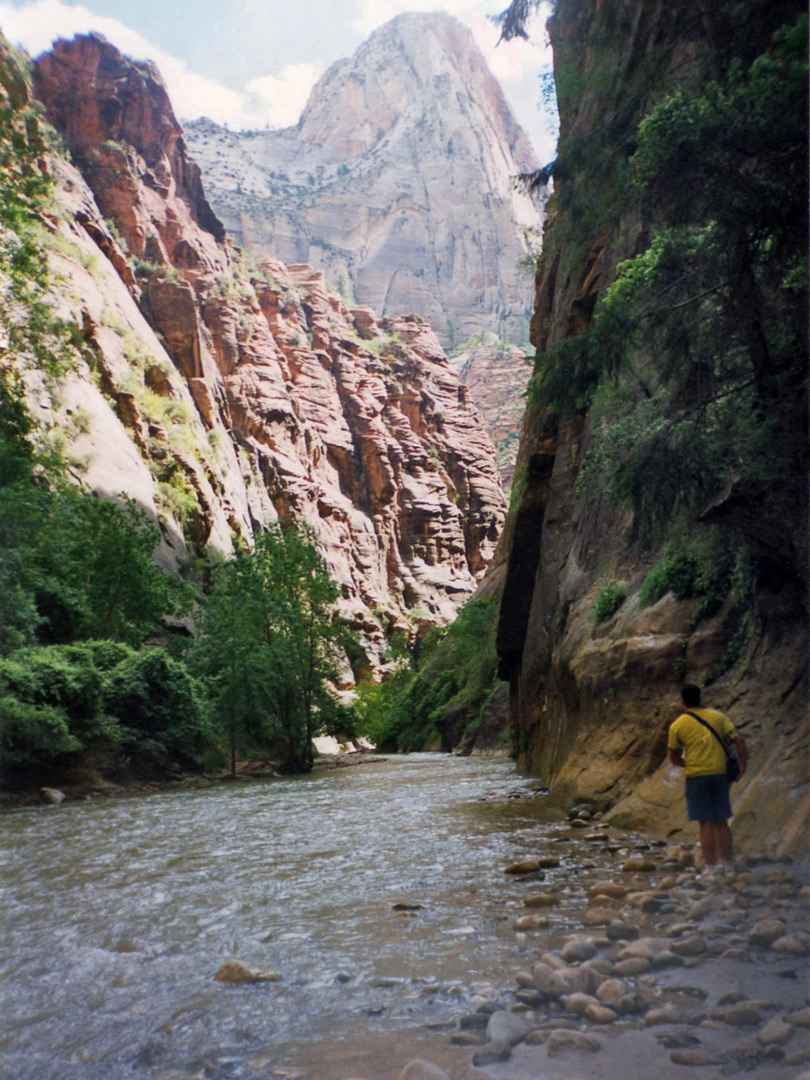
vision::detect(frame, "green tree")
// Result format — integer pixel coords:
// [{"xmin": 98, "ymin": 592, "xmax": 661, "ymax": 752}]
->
[
  {"xmin": 194, "ymin": 524, "xmax": 353, "ymax": 775},
  {"xmin": 0, "ymin": 482, "xmax": 188, "ymax": 652}
]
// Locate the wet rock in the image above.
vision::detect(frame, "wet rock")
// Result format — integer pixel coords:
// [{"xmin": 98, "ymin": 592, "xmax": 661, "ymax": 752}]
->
[
  {"xmin": 757, "ymin": 1017, "xmax": 794, "ymax": 1046},
  {"xmin": 718, "ymin": 990, "xmax": 748, "ymax": 1005},
  {"xmin": 606, "ymin": 921, "xmax": 640, "ymax": 942},
  {"xmin": 748, "ymin": 919, "xmax": 786, "ymax": 947},
  {"xmin": 670, "ymin": 935, "xmax": 707, "ymax": 957},
  {"xmin": 505, "ymin": 858, "xmax": 546, "ymax": 875},
  {"xmin": 589, "ymin": 880, "xmax": 628, "ymax": 901},
  {"xmin": 546, "ymin": 1030, "xmax": 602, "ymax": 1056},
  {"xmin": 789, "ymin": 1008, "xmax": 810, "ymax": 1027},
  {"xmin": 622, "ymin": 857, "xmax": 657, "ymax": 872},
  {"xmin": 486, "ymin": 1011, "xmax": 532, "ymax": 1046},
  {"xmin": 645, "ymin": 1007, "xmax": 697, "ymax": 1026},
  {"xmin": 713, "ymin": 1004, "xmax": 764, "ymax": 1026},
  {"xmin": 771, "ymin": 933, "xmax": 810, "ymax": 955},
  {"xmin": 582, "ymin": 907, "xmax": 617, "ymax": 926},
  {"xmin": 560, "ymin": 938, "xmax": 597, "ymax": 963},
  {"xmin": 596, "ymin": 978, "xmax": 626, "ymax": 1002},
  {"xmin": 670, "ymin": 1049, "xmax": 723, "ymax": 1066},
  {"xmin": 536, "ymin": 855, "xmax": 562, "ymax": 868},
  {"xmin": 531, "ymin": 962, "xmax": 568, "ymax": 999},
  {"xmin": 563, "ymin": 992, "xmax": 600, "ymax": 1016},
  {"xmin": 614, "ymin": 957, "xmax": 652, "ymax": 976},
  {"xmin": 399, "ymin": 1060, "xmax": 451, "ymax": 1080},
  {"xmin": 569, "ymin": 802, "xmax": 596, "ymax": 818},
  {"xmin": 558, "ymin": 964, "xmax": 602, "ymax": 996},
  {"xmin": 524, "ymin": 1029, "xmax": 550, "ymax": 1045},
  {"xmin": 449, "ymin": 1031, "xmax": 486, "ymax": 1046},
  {"xmin": 214, "ymin": 961, "xmax": 281, "ymax": 983},
  {"xmin": 615, "ymin": 991, "xmax": 650, "ymax": 1016},
  {"xmin": 513, "ymin": 913, "xmax": 549, "ymax": 931},
  {"xmin": 41, "ymin": 787, "xmax": 66, "ymax": 805},
  {"xmin": 472, "ymin": 1039, "xmax": 512, "ymax": 1066},
  {"xmin": 459, "ymin": 1012, "xmax": 490, "ymax": 1030},
  {"xmin": 657, "ymin": 1030, "xmax": 701, "ymax": 1049},
  {"xmin": 721, "ymin": 947, "xmax": 750, "ymax": 961},
  {"xmin": 585, "ymin": 1003, "xmax": 618, "ymax": 1023},
  {"xmin": 524, "ymin": 892, "xmax": 559, "ymax": 908},
  {"xmin": 515, "ymin": 989, "xmax": 545, "ymax": 1006}
]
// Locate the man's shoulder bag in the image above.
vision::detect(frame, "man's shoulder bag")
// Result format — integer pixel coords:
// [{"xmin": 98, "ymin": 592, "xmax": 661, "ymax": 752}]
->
[{"xmin": 686, "ymin": 711, "xmax": 742, "ymax": 783}]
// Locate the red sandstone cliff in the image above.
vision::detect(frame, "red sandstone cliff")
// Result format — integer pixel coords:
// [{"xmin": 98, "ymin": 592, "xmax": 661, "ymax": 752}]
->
[{"xmin": 26, "ymin": 34, "xmax": 505, "ymax": 669}]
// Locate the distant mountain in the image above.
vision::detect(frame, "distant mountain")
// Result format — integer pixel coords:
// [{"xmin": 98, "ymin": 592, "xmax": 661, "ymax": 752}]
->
[{"xmin": 184, "ymin": 13, "xmax": 542, "ymax": 350}]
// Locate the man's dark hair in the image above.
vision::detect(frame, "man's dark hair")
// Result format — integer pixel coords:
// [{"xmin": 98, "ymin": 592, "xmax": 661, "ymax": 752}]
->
[{"xmin": 681, "ymin": 683, "xmax": 701, "ymax": 707}]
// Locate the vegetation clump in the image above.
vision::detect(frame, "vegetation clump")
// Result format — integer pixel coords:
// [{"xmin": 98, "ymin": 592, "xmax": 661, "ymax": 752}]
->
[{"xmin": 356, "ymin": 597, "xmax": 500, "ymax": 752}]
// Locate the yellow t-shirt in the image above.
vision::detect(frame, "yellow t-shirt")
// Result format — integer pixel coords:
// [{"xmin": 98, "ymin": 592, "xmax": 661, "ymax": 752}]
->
[{"xmin": 668, "ymin": 707, "xmax": 737, "ymax": 778}]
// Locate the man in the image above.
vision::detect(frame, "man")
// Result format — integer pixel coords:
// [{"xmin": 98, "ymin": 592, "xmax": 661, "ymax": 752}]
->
[{"xmin": 668, "ymin": 684, "xmax": 747, "ymax": 880}]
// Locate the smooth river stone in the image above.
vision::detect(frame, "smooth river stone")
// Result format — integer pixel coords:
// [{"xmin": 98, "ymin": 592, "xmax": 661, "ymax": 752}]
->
[{"xmin": 214, "ymin": 960, "xmax": 281, "ymax": 983}]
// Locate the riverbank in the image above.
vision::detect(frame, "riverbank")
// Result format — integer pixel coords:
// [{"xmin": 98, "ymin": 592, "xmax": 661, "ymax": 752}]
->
[
  {"xmin": 0, "ymin": 748, "xmax": 389, "ymax": 810},
  {"xmin": 342, "ymin": 818, "xmax": 810, "ymax": 1080}
]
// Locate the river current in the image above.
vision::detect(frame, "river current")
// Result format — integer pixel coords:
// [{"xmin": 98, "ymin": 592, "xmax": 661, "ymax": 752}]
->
[{"xmin": 1, "ymin": 754, "xmax": 563, "ymax": 1080}]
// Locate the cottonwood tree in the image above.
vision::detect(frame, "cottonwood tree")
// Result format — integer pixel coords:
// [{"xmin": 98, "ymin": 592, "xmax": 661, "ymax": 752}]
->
[{"xmin": 194, "ymin": 524, "xmax": 353, "ymax": 776}]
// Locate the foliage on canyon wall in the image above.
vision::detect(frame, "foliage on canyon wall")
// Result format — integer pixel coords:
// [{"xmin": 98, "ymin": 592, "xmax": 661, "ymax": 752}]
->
[
  {"xmin": 356, "ymin": 596, "xmax": 500, "ymax": 752},
  {"xmin": 530, "ymin": 10, "xmax": 807, "ymax": 573}
]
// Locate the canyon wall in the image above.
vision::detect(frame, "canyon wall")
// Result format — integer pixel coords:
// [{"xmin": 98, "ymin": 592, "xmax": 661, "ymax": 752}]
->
[
  {"xmin": 8, "ymin": 34, "xmax": 506, "ymax": 670},
  {"xmin": 182, "ymin": 14, "xmax": 541, "ymax": 351},
  {"xmin": 496, "ymin": 0, "xmax": 809, "ymax": 854}
]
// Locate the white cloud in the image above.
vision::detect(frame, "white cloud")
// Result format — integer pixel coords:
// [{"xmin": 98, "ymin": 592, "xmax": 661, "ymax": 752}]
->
[
  {"xmin": 244, "ymin": 63, "xmax": 324, "ymax": 129},
  {"xmin": 0, "ymin": 0, "xmax": 320, "ymax": 129}
]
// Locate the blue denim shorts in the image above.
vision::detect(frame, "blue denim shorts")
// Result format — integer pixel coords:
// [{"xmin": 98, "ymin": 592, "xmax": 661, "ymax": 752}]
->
[{"xmin": 685, "ymin": 773, "xmax": 732, "ymax": 821}]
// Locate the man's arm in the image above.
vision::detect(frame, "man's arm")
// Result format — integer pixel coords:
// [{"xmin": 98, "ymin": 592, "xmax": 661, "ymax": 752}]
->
[{"xmin": 669, "ymin": 748, "xmax": 684, "ymax": 769}]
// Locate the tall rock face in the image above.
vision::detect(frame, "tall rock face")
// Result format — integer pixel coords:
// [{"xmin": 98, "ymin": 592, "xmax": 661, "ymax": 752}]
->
[
  {"xmin": 23, "ymin": 34, "xmax": 505, "ymax": 668},
  {"xmin": 183, "ymin": 14, "xmax": 541, "ymax": 350},
  {"xmin": 496, "ymin": 1, "xmax": 808, "ymax": 853}
]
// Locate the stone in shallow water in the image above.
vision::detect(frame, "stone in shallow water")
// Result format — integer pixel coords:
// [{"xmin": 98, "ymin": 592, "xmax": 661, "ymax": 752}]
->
[
  {"xmin": 399, "ymin": 1060, "xmax": 451, "ymax": 1080},
  {"xmin": 585, "ymin": 1003, "xmax": 617, "ymax": 1023},
  {"xmin": 757, "ymin": 1017, "xmax": 794, "ymax": 1046},
  {"xmin": 546, "ymin": 1030, "xmax": 602, "ymax": 1056},
  {"xmin": 670, "ymin": 1049, "xmax": 723, "ymax": 1066},
  {"xmin": 561, "ymin": 938, "xmax": 597, "ymax": 963},
  {"xmin": 486, "ymin": 1010, "xmax": 532, "ymax": 1046},
  {"xmin": 772, "ymin": 933, "xmax": 810, "ymax": 955},
  {"xmin": 504, "ymin": 857, "xmax": 546, "ymax": 875},
  {"xmin": 747, "ymin": 919, "xmax": 786, "ymax": 947},
  {"xmin": 214, "ymin": 960, "xmax": 281, "ymax": 983},
  {"xmin": 472, "ymin": 1039, "xmax": 512, "ymax": 1066}
]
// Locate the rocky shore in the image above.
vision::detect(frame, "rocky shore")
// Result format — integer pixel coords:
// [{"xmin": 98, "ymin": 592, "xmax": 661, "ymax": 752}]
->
[{"xmin": 344, "ymin": 808, "xmax": 810, "ymax": 1080}]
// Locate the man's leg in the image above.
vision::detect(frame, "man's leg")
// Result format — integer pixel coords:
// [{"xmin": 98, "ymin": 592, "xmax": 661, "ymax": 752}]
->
[
  {"xmin": 715, "ymin": 819, "xmax": 733, "ymax": 866},
  {"xmin": 699, "ymin": 820, "xmax": 718, "ymax": 866}
]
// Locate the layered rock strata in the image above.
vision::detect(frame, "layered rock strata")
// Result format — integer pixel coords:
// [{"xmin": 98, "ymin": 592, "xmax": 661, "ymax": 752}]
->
[
  {"xmin": 183, "ymin": 13, "xmax": 542, "ymax": 349},
  {"xmin": 24, "ymin": 34, "xmax": 505, "ymax": 667}
]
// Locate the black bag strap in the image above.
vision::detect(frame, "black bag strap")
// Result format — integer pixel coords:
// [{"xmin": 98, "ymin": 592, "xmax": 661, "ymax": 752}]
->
[{"xmin": 686, "ymin": 710, "xmax": 729, "ymax": 751}]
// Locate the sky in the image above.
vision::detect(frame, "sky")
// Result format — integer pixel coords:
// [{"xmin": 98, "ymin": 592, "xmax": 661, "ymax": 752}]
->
[{"xmin": 0, "ymin": 0, "xmax": 558, "ymax": 162}]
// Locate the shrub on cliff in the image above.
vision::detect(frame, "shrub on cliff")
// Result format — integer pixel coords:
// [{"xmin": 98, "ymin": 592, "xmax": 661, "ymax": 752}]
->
[{"xmin": 356, "ymin": 597, "xmax": 500, "ymax": 752}]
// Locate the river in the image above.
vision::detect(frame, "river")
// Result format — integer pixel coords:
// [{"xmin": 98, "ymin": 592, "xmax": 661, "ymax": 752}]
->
[{"xmin": 1, "ymin": 753, "xmax": 565, "ymax": 1080}]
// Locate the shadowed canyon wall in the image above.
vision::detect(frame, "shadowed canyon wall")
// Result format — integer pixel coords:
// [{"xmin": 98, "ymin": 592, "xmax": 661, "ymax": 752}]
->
[{"xmin": 496, "ymin": 0, "xmax": 809, "ymax": 853}]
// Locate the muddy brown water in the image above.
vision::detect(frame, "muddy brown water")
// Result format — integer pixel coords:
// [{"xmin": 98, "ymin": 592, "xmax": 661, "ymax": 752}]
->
[{"xmin": 1, "ymin": 753, "xmax": 576, "ymax": 1080}]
